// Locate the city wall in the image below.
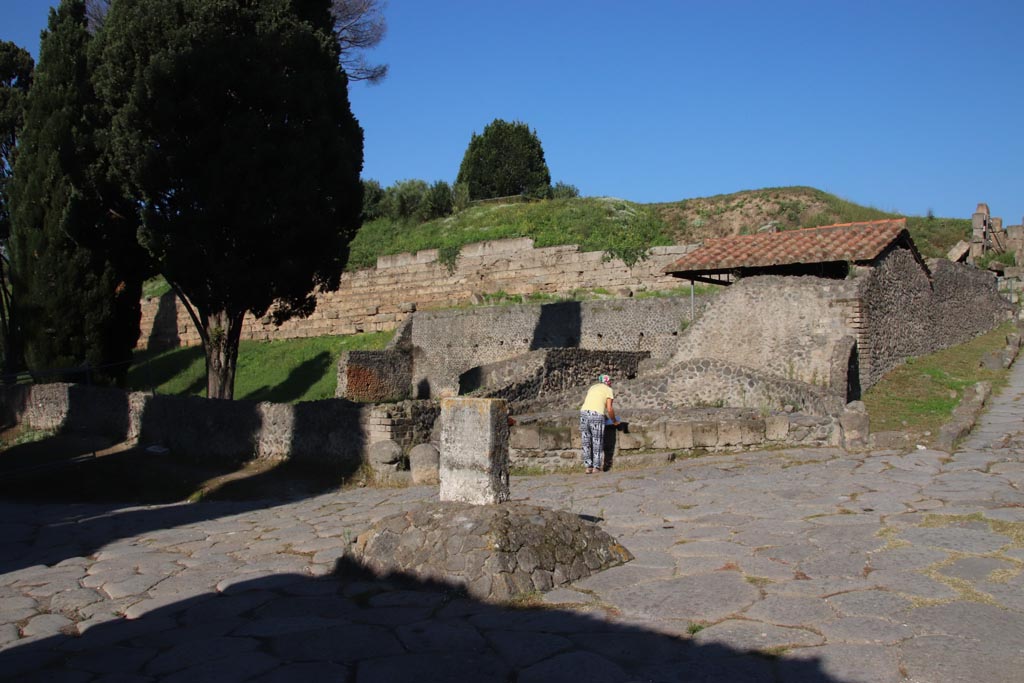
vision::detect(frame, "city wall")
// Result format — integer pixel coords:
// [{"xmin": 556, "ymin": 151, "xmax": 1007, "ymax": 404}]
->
[{"xmin": 139, "ymin": 238, "xmax": 695, "ymax": 349}]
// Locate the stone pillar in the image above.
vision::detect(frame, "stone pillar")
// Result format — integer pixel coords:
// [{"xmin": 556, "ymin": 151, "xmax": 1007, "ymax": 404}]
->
[{"xmin": 439, "ymin": 398, "xmax": 510, "ymax": 505}]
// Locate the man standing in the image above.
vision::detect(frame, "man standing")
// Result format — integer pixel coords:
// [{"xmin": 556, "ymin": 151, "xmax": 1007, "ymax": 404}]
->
[{"xmin": 579, "ymin": 374, "xmax": 620, "ymax": 473}]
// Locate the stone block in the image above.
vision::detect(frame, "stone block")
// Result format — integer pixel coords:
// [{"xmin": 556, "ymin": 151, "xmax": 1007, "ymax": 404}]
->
[
  {"xmin": 765, "ymin": 415, "xmax": 790, "ymax": 441},
  {"xmin": 509, "ymin": 424, "xmax": 541, "ymax": 450},
  {"xmin": 692, "ymin": 422, "xmax": 719, "ymax": 448},
  {"xmin": 717, "ymin": 421, "xmax": 742, "ymax": 447},
  {"xmin": 439, "ymin": 398, "xmax": 510, "ymax": 505},
  {"xmin": 645, "ymin": 422, "xmax": 669, "ymax": 449},
  {"xmin": 840, "ymin": 401, "xmax": 870, "ymax": 451},
  {"xmin": 737, "ymin": 419, "xmax": 765, "ymax": 445},
  {"xmin": 537, "ymin": 424, "xmax": 571, "ymax": 450},
  {"xmin": 616, "ymin": 427, "xmax": 646, "ymax": 450},
  {"xmin": 665, "ymin": 422, "xmax": 694, "ymax": 450},
  {"xmin": 409, "ymin": 443, "xmax": 440, "ymax": 485}
]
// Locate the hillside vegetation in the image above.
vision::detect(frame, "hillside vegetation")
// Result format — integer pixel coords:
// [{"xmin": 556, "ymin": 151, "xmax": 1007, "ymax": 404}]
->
[{"xmin": 349, "ymin": 186, "xmax": 970, "ymax": 271}]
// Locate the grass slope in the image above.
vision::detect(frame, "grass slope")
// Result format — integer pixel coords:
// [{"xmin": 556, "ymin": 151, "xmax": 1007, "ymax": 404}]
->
[
  {"xmin": 127, "ymin": 331, "xmax": 392, "ymax": 403},
  {"xmin": 863, "ymin": 323, "xmax": 1013, "ymax": 442},
  {"xmin": 349, "ymin": 187, "xmax": 970, "ymax": 271}
]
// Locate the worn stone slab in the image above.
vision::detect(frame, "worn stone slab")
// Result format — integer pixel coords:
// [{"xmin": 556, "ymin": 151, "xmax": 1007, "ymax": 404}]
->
[
  {"xmin": 603, "ymin": 572, "xmax": 760, "ymax": 622},
  {"xmin": 896, "ymin": 526, "xmax": 1011, "ymax": 554},
  {"xmin": 742, "ymin": 594, "xmax": 835, "ymax": 627},
  {"xmin": 817, "ymin": 616, "xmax": 913, "ymax": 644},
  {"xmin": 825, "ymin": 590, "xmax": 912, "ymax": 618},
  {"xmin": 777, "ymin": 644, "xmax": 903, "ymax": 683},
  {"xmin": 900, "ymin": 634, "xmax": 1023, "ymax": 683},
  {"xmin": 693, "ymin": 619, "xmax": 823, "ymax": 651}
]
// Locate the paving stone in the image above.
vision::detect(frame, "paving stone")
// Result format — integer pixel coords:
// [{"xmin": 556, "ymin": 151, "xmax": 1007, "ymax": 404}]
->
[
  {"xmin": 144, "ymin": 636, "xmax": 262, "ymax": 676},
  {"xmin": 567, "ymin": 630, "xmax": 691, "ymax": 668},
  {"xmin": 485, "ymin": 629, "xmax": 574, "ymax": 668},
  {"xmin": 603, "ymin": 572, "xmax": 760, "ymax": 622},
  {"xmin": 825, "ymin": 589, "xmax": 911, "ymax": 618},
  {"xmin": 395, "ymin": 619, "xmax": 488, "ymax": 652},
  {"xmin": 159, "ymin": 651, "xmax": 280, "ymax": 683},
  {"xmin": 868, "ymin": 545, "xmax": 949, "ymax": 571},
  {"xmin": 937, "ymin": 556, "xmax": 1016, "ymax": 582},
  {"xmin": 900, "ymin": 634, "xmax": 1024, "ymax": 683},
  {"xmin": 797, "ymin": 551, "xmax": 870, "ymax": 578},
  {"xmin": 742, "ymin": 594, "xmax": 835, "ymax": 626},
  {"xmin": 862, "ymin": 570, "xmax": 960, "ymax": 600},
  {"xmin": 66, "ymin": 645, "xmax": 159, "ymax": 674},
  {"xmin": 21, "ymin": 612, "xmax": 73, "ymax": 637},
  {"xmin": 776, "ymin": 643, "xmax": 902, "ymax": 683},
  {"xmin": 817, "ymin": 616, "xmax": 913, "ymax": 644},
  {"xmin": 518, "ymin": 651, "xmax": 628, "ymax": 683},
  {"xmin": 268, "ymin": 623, "xmax": 404, "ymax": 662},
  {"xmin": 355, "ymin": 651, "xmax": 512, "ymax": 683},
  {"xmin": 250, "ymin": 662, "xmax": 351, "ymax": 683},
  {"xmin": 896, "ymin": 526, "xmax": 1013, "ymax": 554},
  {"xmin": 693, "ymin": 619, "xmax": 823, "ymax": 651}
]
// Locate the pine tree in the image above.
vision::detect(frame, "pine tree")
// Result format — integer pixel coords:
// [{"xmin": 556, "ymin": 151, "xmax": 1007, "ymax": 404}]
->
[
  {"xmin": 8, "ymin": 0, "xmax": 141, "ymax": 386},
  {"xmin": 456, "ymin": 119, "xmax": 551, "ymax": 201}
]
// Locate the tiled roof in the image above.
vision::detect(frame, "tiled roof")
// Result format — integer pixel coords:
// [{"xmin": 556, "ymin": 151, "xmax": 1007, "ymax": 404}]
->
[{"xmin": 664, "ymin": 219, "xmax": 909, "ymax": 274}]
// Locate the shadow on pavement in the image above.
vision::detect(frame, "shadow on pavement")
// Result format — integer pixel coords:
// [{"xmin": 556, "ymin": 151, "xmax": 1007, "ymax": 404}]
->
[{"xmin": 0, "ymin": 555, "xmax": 851, "ymax": 683}]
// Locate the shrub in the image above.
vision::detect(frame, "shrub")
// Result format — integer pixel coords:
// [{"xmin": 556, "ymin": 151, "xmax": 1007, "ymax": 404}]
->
[
  {"xmin": 550, "ymin": 181, "xmax": 580, "ymax": 199},
  {"xmin": 362, "ymin": 179, "xmax": 386, "ymax": 221}
]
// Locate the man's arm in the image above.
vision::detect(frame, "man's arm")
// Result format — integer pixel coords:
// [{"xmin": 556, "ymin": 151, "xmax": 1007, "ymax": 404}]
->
[{"xmin": 605, "ymin": 397, "xmax": 619, "ymax": 425}]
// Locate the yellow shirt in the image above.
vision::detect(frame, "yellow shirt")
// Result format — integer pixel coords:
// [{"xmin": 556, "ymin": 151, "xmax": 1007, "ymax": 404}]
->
[{"xmin": 580, "ymin": 383, "xmax": 614, "ymax": 414}]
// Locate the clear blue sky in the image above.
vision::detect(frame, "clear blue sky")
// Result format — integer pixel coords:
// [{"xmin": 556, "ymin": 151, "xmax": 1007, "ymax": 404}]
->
[{"xmin": 4, "ymin": 0, "xmax": 1022, "ymax": 224}]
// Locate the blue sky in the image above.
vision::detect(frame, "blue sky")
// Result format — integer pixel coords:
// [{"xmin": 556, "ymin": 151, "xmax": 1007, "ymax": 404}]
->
[{"xmin": 4, "ymin": 0, "xmax": 1022, "ymax": 224}]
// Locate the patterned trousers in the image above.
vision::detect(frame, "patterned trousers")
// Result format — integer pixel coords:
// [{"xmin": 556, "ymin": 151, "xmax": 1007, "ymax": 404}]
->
[{"xmin": 579, "ymin": 411, "xmax": 607, "ymax": 470}]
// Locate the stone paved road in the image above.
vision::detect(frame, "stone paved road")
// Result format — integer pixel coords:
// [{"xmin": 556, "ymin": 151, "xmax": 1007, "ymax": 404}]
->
[{"xmin": 3, "ymin": 370, "xmax": 1024, "ymax": 682}]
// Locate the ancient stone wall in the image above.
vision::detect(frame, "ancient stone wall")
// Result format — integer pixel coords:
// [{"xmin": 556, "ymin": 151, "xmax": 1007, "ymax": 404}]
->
[
  {"xmin": 856, "ymin": 248, "xmax": 934, "ymax": 387},
  {"xmin": 928, "ymin": 258, "xmax": 1014, "ymax": 348},
  {"xmin": 670, "ymin": 276, "xmax": 861, "ymax": 389},
  {"xmin": 510, "ymin": 409, "xmax": 841, "ymax": 471},
  {"xmin": 463, "ymin": 349, "xmax": 650, "ymax": 406},
  {"xmin": 408, "ymin": 297, "xmax": 698, "ymax": 398},
  {"xmin": 138, "ymin": 238, "xmax": 695, "ymax": 349},
  {"xmin": 857, "ymin": 251, "xmax": 1011, "ymax": 387}
]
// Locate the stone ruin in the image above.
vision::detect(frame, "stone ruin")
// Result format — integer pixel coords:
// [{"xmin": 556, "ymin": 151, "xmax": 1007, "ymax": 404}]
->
[{"xmin": 351, "ymin": 398, "xmax": 633, "ymax": 601}]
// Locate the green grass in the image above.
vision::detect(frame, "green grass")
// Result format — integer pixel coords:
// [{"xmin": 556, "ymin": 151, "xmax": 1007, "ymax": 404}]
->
[
  {"xmin": 126, "ymin": 331, "xmax": 392, "ymax": 402},
  {"xmin": 347, "ymin": 196, "xmax": 674, "ymax": 271},
  {"xmin": 863, "ymin": 323, "xmax": 1014, "ymax": 437}
]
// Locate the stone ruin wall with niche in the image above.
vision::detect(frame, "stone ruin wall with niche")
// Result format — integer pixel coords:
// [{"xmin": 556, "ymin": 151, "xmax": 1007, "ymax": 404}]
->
[{"xmin": 138, "ymin": 237, "xmax": 696, "ymax": 350}]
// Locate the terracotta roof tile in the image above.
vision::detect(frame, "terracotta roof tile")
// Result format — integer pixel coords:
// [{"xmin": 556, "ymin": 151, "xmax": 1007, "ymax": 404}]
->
[{"xmin": 664, "ymin": 219, "xmax": 908, "ymax": 274}]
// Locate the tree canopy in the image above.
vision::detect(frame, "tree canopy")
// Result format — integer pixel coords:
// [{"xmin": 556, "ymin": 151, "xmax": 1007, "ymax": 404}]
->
[
  {"xmin": 456, "ymin": 119, "xmax": 551, "ymax": 201},
  {"xmin": 92, "ymin": 0, "xmax": 364, "ymax": 399}
]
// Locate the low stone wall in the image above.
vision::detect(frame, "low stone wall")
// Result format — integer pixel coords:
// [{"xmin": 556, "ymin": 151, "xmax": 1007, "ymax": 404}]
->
[
  {"xmin": 462, "ymin": 349, "xmax": 650, "ymax": 407},
  {"xmin": 510, "ymin": 408, "xmax": 841, "ymax": 471},
  {"xmin": 0, "ymin": 384, "xmax": 438, "ymax": 473},
  {"xmin": 138, "ymin": 237, "xmax": 696, "ymax": 350},
  {"xmin": 523, "ymin": 356, "xmax": 846, "ymax": 418}
]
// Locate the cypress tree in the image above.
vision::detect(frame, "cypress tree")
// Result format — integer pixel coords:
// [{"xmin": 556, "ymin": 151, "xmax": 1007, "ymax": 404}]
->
[
  {"xmin": 0, "ymin": 41, "xmax": 34, "ymax": 378},
  {"xmin": 9, "ymin": 0, "xmax": 141, "ymax": 386},
  {"xmin": 456, "ymin": 119, "xmax": 551, "ymax": 201},
  {"xmin": 93, "ymin": 0, "xmax": 364, "ymax": 399}
]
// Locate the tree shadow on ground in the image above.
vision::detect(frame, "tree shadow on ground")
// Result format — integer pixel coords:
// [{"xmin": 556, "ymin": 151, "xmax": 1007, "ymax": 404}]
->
[
  {"xmin": 0, "ymin": 555, "xmax": 852, "ymax": 683},
  {"xmin": 126, "ymin": 345, "xmax": 205, "ymax": 395},
  {"xmin": 242, "ymin": 351, "xmax": 333, "ymax": 403}
]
